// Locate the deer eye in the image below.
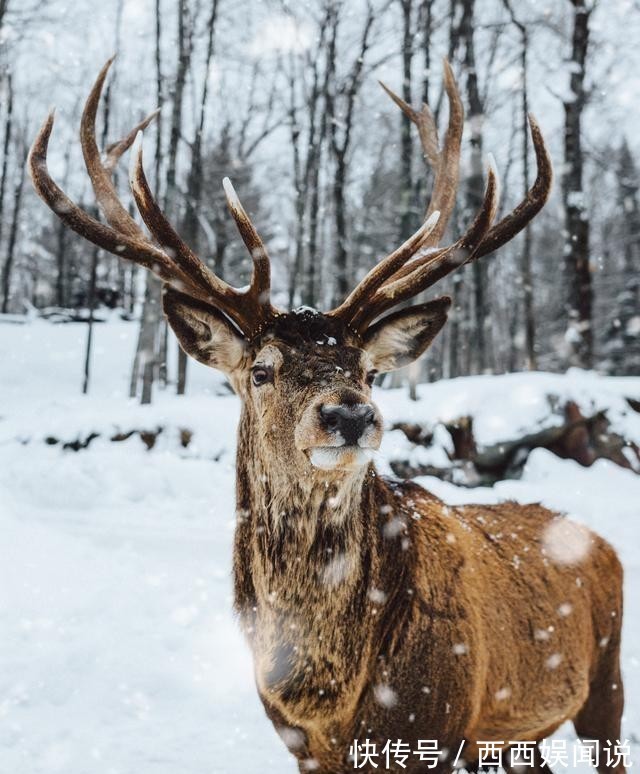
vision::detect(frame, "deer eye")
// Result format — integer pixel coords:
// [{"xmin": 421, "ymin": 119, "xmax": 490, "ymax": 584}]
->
[
  {"xmin": 365, "ymin": 370, "xmax": 378, "ymax": 387},
  {"xmin": 251, "ymin": 365, "xmax": 273, "ymax": 387}
]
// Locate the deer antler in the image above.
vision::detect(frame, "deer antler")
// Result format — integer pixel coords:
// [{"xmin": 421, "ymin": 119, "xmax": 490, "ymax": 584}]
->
[
  {"xmin": 378, "ymin": 58, "xmax": 464, "ymax": 247},
  {"xmin": 29, "ymin": 58, "xmax": 278, "ymax": 338},
  {"xmin": 329, "ymin": 61, "xmax": 553, "ymax": 334},
  {"xmin": 330, "ymin": 60, "xmax": 464, "ymax": 327},
  {"xmin": 30, "ymin": 59, "xmax": 551, "ymax": 345}
]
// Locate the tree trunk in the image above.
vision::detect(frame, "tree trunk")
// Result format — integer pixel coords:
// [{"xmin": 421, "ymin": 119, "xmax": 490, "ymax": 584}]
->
[
  {"xmin": 0, "ymin": 72, "xmax": 13, "ymax": 263},
  {"xmin": 442, "ymin": 0, "xmax": 463, "ymax": 377},
  {"xmin": 54, "ymin": 143, "xmax": 72, "ymax": 307},
  {"xmin": 166, "ymin": 0, "xmax": 192, "ymax": 394},
  {"xmin": 562, "ymin": 0, "xmax": 594, "ymax": 369},
  {"xmin": 460, "ymin": 0, "xmax": 488, "ymax": 375},
  {"xmin": 448, "ymin": 273, "xmax": 463, "ymax": 377},
  {"xmin": 154, "ymin": 0, "xmax": 163, "ymax": 189},
  {"xmin": 502, "ymin": 0, "xmax": 536, "ymax": 370},
  {"xmin": 82, "ymin": 245, "xmax": 99, "ymax": 394},
  {"xmin": 178, "ymin": 0, "xmax": 219, "ymax": 394},
  {"xmin": 130, "ymin": 0, "xmax": 163, "ymax": 400},
  {"xmin": 420, "ymin": 0, "xmax": 434, "ymax": 103},
  {"xmin": 520, "ymin": 34, "xmax": 536, "ymax": 370},
  {"xmin": 131, "ymin": 0, "xmax": 192, "ymax": 402},
  {"xmin": 399, "ymin": 0, "xmax": 414, "ymax": 241},
  {"xmin": 140, "ymin": 278, "xmax": 162, "ymax": 404},
  {"xmin": 327, "ymin": 2, "xmax": 375, "ymax": 307},
  {"xmin": 82, "ymin": 3, "xmax": 123, "ymax": 392},
  {"xmin": 287, "ymin": 59, "xmax": 305, "ymax": 308},
  {"xmin": 0, "ymin": 141, "xmax": 26, "ymax": 313},
  {"xmin": 332, "ymin": 154, "xmax": 349, "ymax": 302},
  {"xmin": 288, "ymin": 11, "xmax": 331, "ymax": 309}
]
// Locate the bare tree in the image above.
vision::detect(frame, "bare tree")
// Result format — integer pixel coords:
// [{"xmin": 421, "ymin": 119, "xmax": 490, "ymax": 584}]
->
[
  {"xmin": 398, "ymin": 0, "xmax": 416, "ymax": 241},
  {"xmin": 0, "ymin": 72, "xmax": 13, "ymax": 282},
  {"xmin": 131, "ymin": 0, "xmax": 194, "ymax": 403},
  {"xmin": 0, "ymin": 134, "xmax": 26, "ymax": 313},
  {"xmin": 165, "ymin": 0, "xmax": 194, "ymax": 395},
  {"xmin": 285, "ymin": 5, "xmax": 332, "ymax": 307},
  {"xmin": 178, "ymin": 0, "xmax": 221, "ymax": 394},
  {"xmin": 562, "ymin": 0, "xmax": 596, "ymax": 368},
  {"xmin": 326, "ymin": 0, "xmax": 376, "ymax": 305},
  {"xmin": 502, "ymin": 0, "xmax": 536, "ymax": 370},
  {"xmin": 84, "ymin": 0, "xmax": 124, "ymax": 394},
  {"xmin": 130, "ymin": 0, "xmax": 166, "ymax": 401},
  {"xmin": 603, "ymin": 139, "xmax": 640, "ymax": 375},
  {"xmin": 460, "ymin": 0, "xmax": 490, "ymax": 374}
]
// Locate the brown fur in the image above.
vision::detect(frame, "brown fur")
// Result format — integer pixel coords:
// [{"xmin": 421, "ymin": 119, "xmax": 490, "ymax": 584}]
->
[
  {"xmin": 162, "ymin": 302, "xmax": 626, "ymax": 774},
  {"xmin": 29, "ymin": 59, "xmax": 593, "ymax": 774}
]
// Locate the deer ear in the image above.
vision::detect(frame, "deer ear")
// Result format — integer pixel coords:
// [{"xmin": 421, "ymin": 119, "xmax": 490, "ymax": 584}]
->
[
  {"xmin": 363, "ymin": 297, "xmax": 451, "ymax": 373},
  {"xmin": 163, "ymin": 288, "xmax": 246, "ymax": 375}
]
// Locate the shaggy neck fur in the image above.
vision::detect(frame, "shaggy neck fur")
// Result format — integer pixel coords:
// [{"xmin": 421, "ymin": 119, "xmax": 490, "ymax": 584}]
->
[
  {"xmin": 232, "ymin": 406, "xmax": 385, "ymax": 731},
  {"xmin": 234, "ymin": 405, "xmax": 373, "ymax": 590}
]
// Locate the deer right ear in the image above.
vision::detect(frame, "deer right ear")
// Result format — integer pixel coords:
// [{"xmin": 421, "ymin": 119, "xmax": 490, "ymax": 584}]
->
[
  {"xmin": 362, "ymin": 297, "xmax": 451, "ymax": 373},
  {"xmin": 163, "ymin": 288, "xmax": 246, "ymax": 375}
]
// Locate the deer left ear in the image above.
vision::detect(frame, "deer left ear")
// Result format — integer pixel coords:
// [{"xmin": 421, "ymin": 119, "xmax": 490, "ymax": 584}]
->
[
  {"xmin": 363, "ymin": 296, "xmax": 451, "ymax": 373},
  {"xmin": 163, "ymin": 288, "xmax": 246, "ymax": 375}
]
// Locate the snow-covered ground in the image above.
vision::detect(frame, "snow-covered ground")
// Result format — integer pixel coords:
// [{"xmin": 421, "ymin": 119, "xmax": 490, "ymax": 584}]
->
[{"xmin": 1, "ymin": 317, "xmax": 638, "ymax": 774}]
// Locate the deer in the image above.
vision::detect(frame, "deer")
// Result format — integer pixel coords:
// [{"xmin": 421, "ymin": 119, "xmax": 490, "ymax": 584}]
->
[{"xmin": 29, "ymin": 59, "xmax": 624, "ymax": 774}]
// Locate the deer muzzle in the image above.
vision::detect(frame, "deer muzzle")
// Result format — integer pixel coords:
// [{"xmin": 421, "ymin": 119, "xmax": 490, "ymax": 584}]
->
[{"xmin": 295, "ymin": 393, "xmax": 383, "ymax": 471}]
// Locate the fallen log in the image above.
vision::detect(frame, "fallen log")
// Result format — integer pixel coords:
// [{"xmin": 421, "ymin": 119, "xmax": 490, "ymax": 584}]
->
[{"xmin": 391, "ymin": 401, "xmax": 640, "ymax": 485}]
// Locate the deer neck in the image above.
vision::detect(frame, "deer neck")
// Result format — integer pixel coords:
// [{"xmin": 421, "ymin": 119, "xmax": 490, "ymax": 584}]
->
[
  {"xmin": 233, "ymin": 408, "xmax": 378, "ymax": 614},
  {"xmin": 233, "ymin": 412, "xmax": 385, "ymax": 725}
]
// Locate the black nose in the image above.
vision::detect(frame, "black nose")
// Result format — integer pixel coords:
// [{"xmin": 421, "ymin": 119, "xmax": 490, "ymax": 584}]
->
[{"xmin": 319, "ymin": 403, "xmax": 377, "ymax": 445}]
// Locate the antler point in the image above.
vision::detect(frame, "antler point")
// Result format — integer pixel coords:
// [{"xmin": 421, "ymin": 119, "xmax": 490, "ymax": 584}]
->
[
  {"xmin": 222, "ymin": 176, "xmax": 241, "ymax": 210},
  {"xmin": 128, "ymin": 130, "xmax": 144, "ymax": 185}
]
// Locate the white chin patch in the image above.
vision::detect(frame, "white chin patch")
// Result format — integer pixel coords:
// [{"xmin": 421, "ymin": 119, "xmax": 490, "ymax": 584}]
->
[{"xmin": 309, "ymin": 447, "xmax": 373, "ymax": 471}]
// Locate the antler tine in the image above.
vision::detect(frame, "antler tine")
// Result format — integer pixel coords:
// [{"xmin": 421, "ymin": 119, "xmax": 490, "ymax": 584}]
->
[
  {"xmin": 329, "ymin": 210, "xmax": 441, "ymax": 324},
  {"xmin": 131, "ymin": 142, "xmax": 278, "ymax": 331},
  {"xmin": 104, "ymin": 108, "xmax": 161, "ymax": 173},
  {"xmin": 29, "ymin": 112, "xmax": 192, "ymax": 289},
  {"xmin": 473, "ymin": 115, "xmax": 552, "ymax": 259},
  {"xmin": 379, "ymin": 116, "xmax": 552, "ymax": 287},
  {"xmin": 129, "ymin": 135, "xmax": 225, "ymax": 294},
  {"xmin": 379, "ymin": 59, "xmax": 464, "ymax": 249},
  {"xmin": 81, "ymin": 60, "xmax": 250, "ymax": 324},
  {"xmin": 30, "ymin": 59, "xmax": 279, "ymax": 338},
  {"xmin": 378, "ymin": 81, "xmax": 440, "ymax": 169},
  {"xmin": 81, "ymin": 58, "xmax": 209, "ymax": 290},
  {"xmin": 425, "ymin": 59, "xmax": 464, "ymax": 246},
  {"xmin": 80, "ymin": 57, "xmax": 142, "ymax": 239},
  {"xmin": 222, "ymin": 177, "xmax": 272, "ymax": 309},
  {"xmin": 352, "ymin": 163, "xmax": 500, "ymax": 332},
  {"xmin": 329, "ymin": 61, "xmax": 463, "ymax": 331}
]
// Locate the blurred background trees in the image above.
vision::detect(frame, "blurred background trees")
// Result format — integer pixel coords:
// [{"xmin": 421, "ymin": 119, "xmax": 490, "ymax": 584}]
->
[{"xmin": 0, "ymin": 0, "xmax": 638, "ymax": 401}]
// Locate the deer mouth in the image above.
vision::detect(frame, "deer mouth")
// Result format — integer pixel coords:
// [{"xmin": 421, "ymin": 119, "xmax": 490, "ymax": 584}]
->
[{"xmin": 308, "ymin": 446, "xmax": 375, "ymax": 471}]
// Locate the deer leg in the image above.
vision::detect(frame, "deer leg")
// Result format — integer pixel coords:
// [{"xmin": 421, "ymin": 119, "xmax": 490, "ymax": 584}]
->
[{"xmin": 573, "ymin": 637, "xmax": 626, "ymax": 774}]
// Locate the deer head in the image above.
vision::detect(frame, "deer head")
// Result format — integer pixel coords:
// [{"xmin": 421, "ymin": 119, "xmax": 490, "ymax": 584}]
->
[{"xmin": 29, "ymin": 59, "xmax": 552, "ymax": 478}]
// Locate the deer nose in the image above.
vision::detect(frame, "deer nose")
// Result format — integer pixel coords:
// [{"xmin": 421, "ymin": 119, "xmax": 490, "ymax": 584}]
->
[{"xmin": 319, "ymin": 403, "xmax": 377, "ymax": 445}]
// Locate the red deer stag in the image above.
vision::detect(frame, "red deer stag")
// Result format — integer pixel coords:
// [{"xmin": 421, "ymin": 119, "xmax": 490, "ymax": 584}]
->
[{"xmin": 29, "ymin": 60, "xmax": 624, "ymax": 774}]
